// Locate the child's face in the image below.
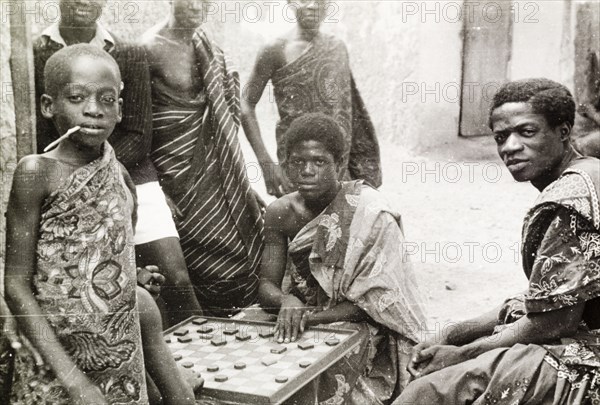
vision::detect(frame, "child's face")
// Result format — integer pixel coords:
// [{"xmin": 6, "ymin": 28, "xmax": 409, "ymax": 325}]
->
[
  {"xmin": 59, "ymin": 0, "xmax": 107, "ymax": 27},
  {"xmin": 42, "ymin": 55, "xmax": 122, "ymax": 149}
]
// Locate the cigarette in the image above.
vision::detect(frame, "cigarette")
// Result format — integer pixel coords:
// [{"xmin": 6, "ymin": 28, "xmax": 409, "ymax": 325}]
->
[{"xmin": 43, "ymin": 125, "xmax": 81, "ymax": 152}]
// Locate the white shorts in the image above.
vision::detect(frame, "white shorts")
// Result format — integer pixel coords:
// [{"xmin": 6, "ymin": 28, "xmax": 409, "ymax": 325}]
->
[{"xmin": 134, "ymin": 182, "xmax": 179, "ymax": 245}]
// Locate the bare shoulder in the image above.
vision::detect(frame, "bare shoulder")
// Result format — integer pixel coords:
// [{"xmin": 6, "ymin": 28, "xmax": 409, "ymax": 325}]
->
[
  {"xmin": 264, "ymin": 193, "xmax": 303, "ymax": 232},
  {"xmin": 255, "ymin": 36, "xmax": 287, "ymax": 71},
  {"xmin": 11, "ymin": 155, "xmax": 53, "ymax": 196}
]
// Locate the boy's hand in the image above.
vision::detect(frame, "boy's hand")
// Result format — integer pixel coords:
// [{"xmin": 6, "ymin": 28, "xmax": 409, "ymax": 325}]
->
[
  {"xmin": 274, "ymin": 294, "xmax": 309, "ymax": 343},
  {"xmin": 164, "ymin": 194, "xmax": 183, "ymax": 220},
  {"xmin": 262, "ymin": 163, "xmax": 292, "ymax": 197},
  {"xmin": 137, "ymin": 265, "xmax": 165, "ymax": 299}
]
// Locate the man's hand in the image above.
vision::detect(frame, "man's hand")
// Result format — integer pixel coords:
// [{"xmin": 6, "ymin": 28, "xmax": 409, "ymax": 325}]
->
[
  {"xmin": 262, "ymin": 162, "xmax": 291, "ymax": 197},
  {"xmin": 409, "ymin": 344, "xmax": 467, "ymax": 378},
  {"xmin": 274, "ymin": 294, "xmax": 309, "ymax": 343},
  {"xmin": 137, "ymin": 265, "xmax": 166, "ymax": 299},
  {"xmin": 164, "ymin": 194, "xmax": 183, "ymax": 220},
  {"xmin": 252, "ymin": 189, "xmax": 267, "ymax": 212}
]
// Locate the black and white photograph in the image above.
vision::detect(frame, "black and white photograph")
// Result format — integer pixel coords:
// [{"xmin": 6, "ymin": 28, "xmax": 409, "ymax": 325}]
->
[{"xmin": 0, "ymin": 0, "xmax": 599, "ymax": 403}]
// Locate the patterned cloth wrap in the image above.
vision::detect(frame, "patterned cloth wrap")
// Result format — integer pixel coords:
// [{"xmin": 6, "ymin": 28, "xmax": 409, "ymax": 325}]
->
[
  {"xmin": 272, "ymin": 33, "xmax": 382, "ymax": 188},
  {"xmin": 9, "ymin": 143, "xmax": 148, "ymax": 404},
  {"xmin": 150, "ymin": 29, "xmax": 264, "ymax": 316},
  {"xmin": 288, "ymin": 180, "xmax": 427, "ymax": 404},
  {"xmin": 492, "ymin": 156, "xmax": 600, "ymax": 404}
]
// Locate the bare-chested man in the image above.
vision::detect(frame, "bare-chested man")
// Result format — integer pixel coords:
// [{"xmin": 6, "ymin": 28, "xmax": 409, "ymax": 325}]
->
[
  {"xmin": 241, "ymin": 0, "xmax": 382, "ymax": 197},
  {"xmin": 140, "ymin": 0, "xmax": 264, "ymax": 317}
]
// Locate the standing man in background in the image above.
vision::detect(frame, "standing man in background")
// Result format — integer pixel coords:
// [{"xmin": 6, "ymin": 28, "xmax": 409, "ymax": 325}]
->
[
  {"xmin": 241, "ymin": 0, "xmax": 382, "ymax": 197},
  {"xmin": 141, "ymin": 0, "xmax": 264, "ymax": 317}
]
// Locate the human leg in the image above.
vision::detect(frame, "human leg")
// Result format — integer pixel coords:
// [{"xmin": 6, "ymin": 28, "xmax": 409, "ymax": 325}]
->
[
  {"xmin": 394, "ymin": 344, "xmax": 552, "ymax": 405},
  {"xmin": 137, "ymin": 287, "xmax": 201, "ymax": 405}
]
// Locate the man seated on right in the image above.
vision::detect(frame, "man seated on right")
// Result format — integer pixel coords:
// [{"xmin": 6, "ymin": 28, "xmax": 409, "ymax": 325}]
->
[
  {"xmin": 258, "ymin": 113, "xmax": 426, "ymax": 404},
  {"xmin": 395, "ymin": 78, "xmax": 600, "ymax": 404}
]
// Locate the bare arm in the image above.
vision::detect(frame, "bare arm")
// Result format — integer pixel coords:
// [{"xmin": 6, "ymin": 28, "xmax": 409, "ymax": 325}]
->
[
  {"xmin": 306, "ymin": 301, "xmax": 369, "ymax": 326},
  {"xmin": 4, "ymin": 157, "xmax": 107, "ymax": 404},
  {"xmin": 414, "ymin": 303, "xmax": 584, "ymax": 378},
  {"xmin": 257, "ymin": 199, "xmax": 290, "ymax": 311},
  {"xmin": 137, "ymin": 287, "xmax": 195, "ymax": 405},
  {"xmin": 241, "ymin": 44, "xmax": 290, "ymax": 196},
  {"xmin": 439, "ymin": 305, "xmax": 501, "ymax": 346}
]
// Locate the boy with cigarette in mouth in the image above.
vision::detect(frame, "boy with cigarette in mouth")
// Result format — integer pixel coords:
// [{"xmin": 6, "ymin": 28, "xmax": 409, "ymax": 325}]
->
[{"xmin": 5, "ymin": 44, "xmax": 195, "ymax": 404}]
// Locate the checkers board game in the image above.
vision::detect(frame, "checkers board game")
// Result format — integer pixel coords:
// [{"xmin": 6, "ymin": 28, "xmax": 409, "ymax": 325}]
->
[{"xmin": 163, "ymin": 316, "xmax": 361, "ymax": 404}]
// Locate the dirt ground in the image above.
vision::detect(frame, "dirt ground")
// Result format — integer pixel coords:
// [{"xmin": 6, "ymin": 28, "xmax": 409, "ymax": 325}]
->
[{"xmin": 240, "ymin": 122, "xmax": 538, "ymax": 331}]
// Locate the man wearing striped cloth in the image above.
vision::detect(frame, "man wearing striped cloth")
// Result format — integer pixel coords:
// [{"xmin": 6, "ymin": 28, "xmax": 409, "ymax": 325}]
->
[{"xmin": 140, "ymin": 0, "xmax": 264, "ymax": 317}]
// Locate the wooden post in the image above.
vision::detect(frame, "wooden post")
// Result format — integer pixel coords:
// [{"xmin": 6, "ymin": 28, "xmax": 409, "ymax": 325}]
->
[
  {"xmin": 9, "ymin": 0, "xmax": 37, "ymax": 160},
  {"xmin": 459, "ymin": 1, "xmax": 513, "ymax": 137}
]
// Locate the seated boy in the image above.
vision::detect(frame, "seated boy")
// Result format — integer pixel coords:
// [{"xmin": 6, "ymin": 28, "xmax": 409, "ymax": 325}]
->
[
  {"xmin": 258, "ymin": 113, "xmax": 426, "ymax": 404},
  {"xmin": 4, "ymin": 44, "xmax": 194, "ymax": 404}
]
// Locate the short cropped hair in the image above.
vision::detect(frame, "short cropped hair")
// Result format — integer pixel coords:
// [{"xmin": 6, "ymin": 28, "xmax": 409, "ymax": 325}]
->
[
  {"xmin": 285, "ymin": 113, "xmax": 345, "ymax": 163},
  {"xmin": 489, "ymin": 78, "xmax": 576, "ymax": 129},
  {"xmin": 44, "ymin": 43, "xmax": 121, "ymax": 97}
]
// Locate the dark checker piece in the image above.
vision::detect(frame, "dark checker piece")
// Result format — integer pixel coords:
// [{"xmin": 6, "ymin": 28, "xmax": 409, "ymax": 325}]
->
[
  {"xmin": 298, "ymin": 341, "xmax": 314, "ymax": 350},
  {"xmin": 178, "ymin": 336, "xmax": 193, "ymax": 343},
  {"xmin": 275, "ymin": 376, "xmax": 288, "ymax": 383},
  {"xmin": 192, "ymin": 318, "xmax": 208, "ymax": 325},
  {"xmin": 236, "ymin": 332, "xmax": 251, "ymax": 341},
  {"xmin": 174, "ymin": 329, "xmax": 189, "ymax": 337},
  {"xmin": 215, "ymin": 375, "xmax": 228, "ymax": 383},
  {"xmin": 223, "ymin": 327, "xmax": 239, "ymax": 335},
  {"xmin": 164, "ymin": 337, "xmax": 171, "ymax": 344},
  {"xmin": 197, "ymin": 325, "xmax": 214, "ymax": 333},
  {"xmin": 211, "ymin": 336, "xmax": 227, "ymax": 346},
  {"xmin": 207, "ymin": 365, "xmax": 219, "ymax": 372},
  {"xmin": 259, "ymin": 329, "xmax": 275, "ymax": 338},
  {"xmin": 182, "ymin": 361, "xmax": 194, "ymax": 368},
  {"xmin": 270, "ymin": 346, "xmax": 287, "ymax": 354}
]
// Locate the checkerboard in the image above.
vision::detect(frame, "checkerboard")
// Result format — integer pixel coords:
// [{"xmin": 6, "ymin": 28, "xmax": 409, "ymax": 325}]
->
[{"xmin": 163, "ymin": 316, "xmax": 361, "ymax": 404}]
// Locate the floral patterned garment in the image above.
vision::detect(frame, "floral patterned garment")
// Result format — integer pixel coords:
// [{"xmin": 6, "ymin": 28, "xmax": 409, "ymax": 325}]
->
[
  {"xmin": 288, "ymin": 181, "xmax": 426, "ymax": 404},
  {"xmin": 10, "ymin": 143, "xmax": 148, "ymax": 404},
  {"xmin": 497, "ymin": 157, "xmax": 600, "ymax": 403},
  {"xmin": 290, "ymin": 180, "xmax": 427, "ymax": 341}
]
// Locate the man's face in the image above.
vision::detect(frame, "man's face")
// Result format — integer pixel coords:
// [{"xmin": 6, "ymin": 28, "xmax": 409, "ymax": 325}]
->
[
  {"xmin": 59, "ymin": 0, "xmax": 107, "ymax": 27},
  {"xmin": 286, "ymin": 140, "xmax": 340, "ymax": 202},
  {"xmin": 172, "ymin": 0, "xmax": 207, "ymax": 29},
  {"xmin": 42, "ymin": 56, "xmax": 122, "ymax": 150},
  {"xmin": 491, "ymin": 102, "xmax": 567, "ymax": 183},
  {"xmin": 289, "ymin": 0, "xmax": 328, "ymax": 30}
]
